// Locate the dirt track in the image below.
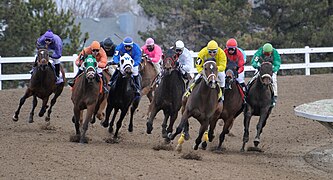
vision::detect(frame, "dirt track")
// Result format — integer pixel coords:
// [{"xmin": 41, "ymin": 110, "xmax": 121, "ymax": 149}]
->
[{"xmin": 0, "ymin": 74, "xmax": 332, "ymax": 180}]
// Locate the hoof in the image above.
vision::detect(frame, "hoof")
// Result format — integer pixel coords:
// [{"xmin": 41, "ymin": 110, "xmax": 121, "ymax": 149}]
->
[
  {"xmin": 254, "ymin": 139, "xmax": 260, "ymax": 147},
  {"xmin": 184, "ymin": 133, "xmax": 190, "ymax": 141},
  {"xmin": 28, "ymin": 117, "xmax": 34, "ymax": 123},
  {"xmin": 80, "ymin": 137, "xmax": 88, "ymax": 144},
  {"xmin": 128, "ymin": 125, "xmax": 133, "ymax": 132},
  {"xmin": 146, "ymin": 122, "xmax": 153, "ymax": 134},
  {"xmin": 164, "ymin": 137, "xmax": 171, "ymax": 144},
  {"xmin": 12, "ymin": 115, "xmax": 18, "ymax": 122},
  {"xmin": 193, "ymin": 144, "xmax": 199, "ymax": 150},
  {"xmin": 108, "ymin": 127, "xmax": 113, "ymax": 134},
  {"xmin": 201, "ymin": 142, "xmax": 207, "ymax": 150},
  {"xmin": 101, "ymin": 120, "xmax": 109, "ymax": 128}
]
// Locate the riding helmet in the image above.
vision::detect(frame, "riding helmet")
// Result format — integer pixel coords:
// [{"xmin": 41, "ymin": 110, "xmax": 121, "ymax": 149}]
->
[
  {"xmin": 207, "ymin": 40, "xmax": 218, "ymax": 50},
  {"xmin": 226, "ymin": 38, "xmax": 238, "ymax": 48},
  {"xmin": 263, "ymin": 43, "xmax": 273, "ymax": 52}
]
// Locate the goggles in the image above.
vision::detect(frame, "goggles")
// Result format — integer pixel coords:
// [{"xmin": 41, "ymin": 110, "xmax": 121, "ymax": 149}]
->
[
  {"xmin": 228, "ymin": 48, "xmax": 236, "ymax": 52},
  {"xmin": 92, "ymin": 49, "xmax": 99, "ymax": 53},
  {"xmin": 208, "ymin": 49, "xmax": 218, "ymax": 54}
]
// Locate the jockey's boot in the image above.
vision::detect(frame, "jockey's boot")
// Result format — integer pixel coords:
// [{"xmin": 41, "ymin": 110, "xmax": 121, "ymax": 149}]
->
[
  {"xmin": 272, "ymin": 96, "xmax": 278, "ymax": 107},
  {"xmin": 101, "ymin": 73, "xmax": 109, "ymax": 94},
  {"xmin": 239, "ymin": 82, "xmax": 247, "ymax": 93},
  {"xmin": 68, "ymin": 69, "xmax": 82, "ymax": 87},
  {"xmin": 219, "ymin": 87, "xmax": 224, "ymax": 102},
  {"xmin": 133, "ymin": 75, "xmax": 141, "ymax": 98},
  {"xmin": 108, "ymin": 69, "xmax": 119, "ymax": 88},
  {"xmin": 55, "ymin": 64, "xmax": 60, "ymax": 78}
]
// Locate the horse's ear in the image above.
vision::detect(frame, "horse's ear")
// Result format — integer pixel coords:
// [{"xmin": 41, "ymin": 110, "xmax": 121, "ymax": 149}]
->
[
  {"xmin": 121, "ymin": 59, "xmax": 124, "ymax": 65},
  {"xmin": 94, "ymin": 61, "xmax": 97, "ymax": 68},
  {"xmin": 162, "ymin": 54, "xmax": 165, "ymax": 60}
]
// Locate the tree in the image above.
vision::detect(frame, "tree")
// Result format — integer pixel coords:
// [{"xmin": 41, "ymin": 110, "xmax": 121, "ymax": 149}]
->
[
  {"xmin": 251, "ymin": 0, "xmax": 333, "ymax": 48},
  {"xmin": 0, "ymin": 0, "xmax": 86, "ymax": 57},
  {"xmin": 138, "ymin": 0, "xmax": 253, "ymax": 51}
]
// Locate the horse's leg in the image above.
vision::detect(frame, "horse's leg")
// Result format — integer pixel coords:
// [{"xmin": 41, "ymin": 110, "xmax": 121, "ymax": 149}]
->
[
  {"xmin": 13, "ymin": 89, "xmax": 33, "ymax": 121},
  {"xmin": 161, "ymin": 111, "xmax": 170, "ymax": 138},
  {"xmin": 241, "ymin": 106, "xmax": 253, "ymax": 152},
  {"xmin": 80, "ymin": 105, "xmax": 95, "ymax": 144},
  {"xmin": 208, "ymin": 118, "xmax": 219, "ymax": 142},
  {"xmin": 217, "ymin": 118, "xmax": 234, "ymax": 151},
  {"xmin": 168, "ymin": 110, "xmax": 190, "ymax": 140},
  {"xmin": 183, "ymin": 120, "xmax": 190, "ymax": 140},
  {"xmin": 72, "ymin": 106, "xmax": 81, "ymax": 142},
  {"xmin": 101, "ymin": 102, "xmax": 113, "ymax": 128},
  {"xmin": 109, "ymin": 108, "xmax": 119, "ymax": 134},
  {"xmin": 254, "ymin": 111, "xmax": 271, "ymax": 148},
  {"xmin": 96, "ymin": 96, "xmax": 107, "ymax": 121},
  {"xmin": 165, "ymin": 112, "xmax": 178, "ymax": 138},
  {"xmin": 146, "ymin": 104, "xmax": 160, "ymax": 134},
  {"xmin": 194, "ymin": 121, "xmax": 209, "ymax": 150},
  {"xmin": 39, "ymin": 97, "xmax": 49, "ymax": 118},
  {"xmin": 147, "ymin": 90, "xmax": 153, "ymax": 103},
  {"xmin": 114, "ymin": 109, "xmax": 127, "ymax": 139},
  {"xmin": 28, "ymin": 95, "xmax": 38, "ymax": 123},
  {"xmin": 45, "ymin": 86, "xmax": 64, "ymax": 122},
  {"xmin": 129, "ymin": 97, "xmax": 140, "ymax": 132}
]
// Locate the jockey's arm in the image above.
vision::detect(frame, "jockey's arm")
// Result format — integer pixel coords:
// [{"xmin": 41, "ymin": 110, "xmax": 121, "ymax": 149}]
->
[
  {"xmin": 217, "ymin": 49, "xmax": 227, "ymax": 72},
  {"xmin": 98, "ymin": 50, "xmax": 107, "ymax": 68},
  {"xmin": 181, "ymin": 50, "xmax": 193, "ymax": 73},
  {"xmin": 272, "ymin": 50, "xmax": 282, "ymax": 73},
  {"xmin": 237, "ymin": 51, "xmax": 245, "ymax": 74},
  {"xmin": 132, "ymin": 45, "xmax": 142, "ymax": 67}
]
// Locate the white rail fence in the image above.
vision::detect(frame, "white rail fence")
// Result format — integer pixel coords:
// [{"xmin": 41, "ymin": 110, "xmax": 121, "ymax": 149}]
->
[{"xmin": 1, "ymin": 46, "xmax": 333, "ymax": 90}]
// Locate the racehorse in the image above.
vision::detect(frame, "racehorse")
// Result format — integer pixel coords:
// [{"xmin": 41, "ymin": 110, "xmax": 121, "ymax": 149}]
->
[
  {"xmin": 140, "ymin": 54, "xmax": 158, "ymax": 102},
  {"xmin": 241, "ymin": 61, "xmax": 274, "ymax": 152},
  {"xmin": 169, "ymin": 58, "xmax": 223, "ymax": 151},
  {"xmin": 71, "ymin": 55, "xmax": 106, "ymax": 143},
  {"xmin": 101, "ymin": 53, "xmax": 140, "ymax": 140},
  {"xmin": 12, "ymin": 47, "xmax": 65, "ymax": 124},
  {"xmin": 211, "ymin": 60, "xmax": 244, "ymax": 151},
  {"xmin": 146, "ymin": 49, "xmax": 185, "ymax": 142}
]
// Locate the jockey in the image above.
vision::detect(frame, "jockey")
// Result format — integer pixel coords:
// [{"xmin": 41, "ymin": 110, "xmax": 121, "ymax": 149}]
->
[
  {"xmin": 109, "ymin": 36, "xmax": 142, "ymax": 98},
  {"xmin": 174, "ymin": 40, "xmax": 193, "ymax": 82},
  {"xmin": 35, "ymin": 30, "xmax": 63, "ymax": 82},
  {"xmin": 187, "ymin": 40, "xmax": 227, "ymax": 101},
  {"xmin": 141, "ymin": 37, "xmax": 163, "ymax": 75},
  {"xmin": 100, "ymin": 37, "xmax": 116, "ymax": 61},
  {"xmin": 224, "ymin": 38, "xmax": 246, "ymax": 92},
  {"xmin": 251, "ymin": 43, "xmax": 281, "ymax": 106},
  {"xmin": 68, "ymin": 41, "xmax": 109, "ymax": 93}
]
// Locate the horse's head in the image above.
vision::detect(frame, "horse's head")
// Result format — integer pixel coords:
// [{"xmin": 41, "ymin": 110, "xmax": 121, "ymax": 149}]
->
[
  {"xmin": 119, "ymin": 53, "xmax": 134, "ymax": 77},
  {"xmin": 259, "ymin": 61, "xmax": 273, "ymax": 85},
  {"xmin": 162, "ymin": 49, "xmax": 178, "ymax": 75},
  {"xmin": 225, "ymin": 61, "xmax": 238, "ymax": 89},
  {"xmin": 36, "ymin": 48, "xmax": 50, "ymax": 71},
  {"xmin": 202, "ymin": 58, "xmax": 218, "ymax": 89},
  {"xmin": 83, "ymin": 55, "xmax": 98, "ymax": 83}
]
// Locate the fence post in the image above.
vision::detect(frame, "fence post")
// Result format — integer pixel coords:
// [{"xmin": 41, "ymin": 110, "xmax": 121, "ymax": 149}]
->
[
  {"xmin": 72, "ymin": 54, "xmax": 78, "ymax": 76},
  {"xmin": 305, "ymin": 46, "xmax": 310, "ymax": 75},
  {"xmin": 0, "ymin": 56, "xmax": 2, "ymax": 90}
]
